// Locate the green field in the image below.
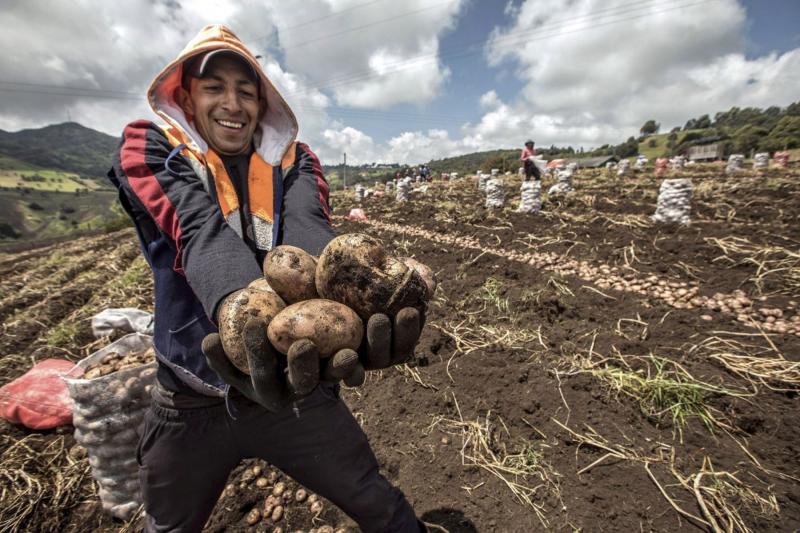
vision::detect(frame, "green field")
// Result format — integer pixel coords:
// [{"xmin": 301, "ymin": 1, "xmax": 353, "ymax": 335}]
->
[
  {"xmin": 637, "ymin": 129, "xmax": 704, "ymax": 160},
  {"xmin": 0, "ymin": 169, "xmax": 108, "ymax": 192},
  {"xmin": 0, "ymin": 187, "xmax": 122, "ymax": 242},
  {"xmin": 0, "ymin": 154, "xmax": 39, "ymax": 170}
]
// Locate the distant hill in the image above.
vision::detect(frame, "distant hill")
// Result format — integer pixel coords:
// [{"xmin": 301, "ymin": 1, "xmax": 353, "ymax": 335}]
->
[
  {"xmin": 427, "ymin": 149, "xmax": 519, "ymax": 175},
  {"xmin": 0, "ymin": 122, "xmax": 118, "ymax": 179}
]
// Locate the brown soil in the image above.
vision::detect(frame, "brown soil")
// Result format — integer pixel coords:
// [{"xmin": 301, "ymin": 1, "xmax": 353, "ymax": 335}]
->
[{"xmin": 1, "ymin": 167, "xmax": 799, "ymax": 532}]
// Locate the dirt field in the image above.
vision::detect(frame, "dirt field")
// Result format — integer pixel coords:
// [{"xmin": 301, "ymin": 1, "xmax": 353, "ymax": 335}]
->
[{"xmin": 1, "ymin": 164, "xmax": 798, "ymax": 532}]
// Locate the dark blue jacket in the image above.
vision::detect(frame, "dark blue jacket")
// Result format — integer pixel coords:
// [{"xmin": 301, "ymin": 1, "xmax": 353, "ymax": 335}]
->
[{"xmin": 109, "ymin": 120, "xmax": 334, "ymax": 396}]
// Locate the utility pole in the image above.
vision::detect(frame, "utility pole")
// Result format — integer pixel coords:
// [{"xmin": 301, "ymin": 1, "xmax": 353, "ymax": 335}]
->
[{"xmin": 342, "ymin": 152, "xmax": 347, "ymax": 190}]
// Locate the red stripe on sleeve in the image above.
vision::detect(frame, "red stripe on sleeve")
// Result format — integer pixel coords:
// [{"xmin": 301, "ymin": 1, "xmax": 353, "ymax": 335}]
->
[
  {"xmin": 120, "ymin": 122, "xmax": 186, "ymax": 274},
  {"xmin": 298, "ymin": 142, "xmax": 330, "ymax": 221}
]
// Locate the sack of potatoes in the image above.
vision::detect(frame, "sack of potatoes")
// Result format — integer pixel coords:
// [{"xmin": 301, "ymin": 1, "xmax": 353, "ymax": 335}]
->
[
  {"xmin": 62, "ymin": 333, "xmax": 157, "ymax": 520},
  {"xmin": 218, "ymin": 234, "xmax": 437, "ymax": 374}
]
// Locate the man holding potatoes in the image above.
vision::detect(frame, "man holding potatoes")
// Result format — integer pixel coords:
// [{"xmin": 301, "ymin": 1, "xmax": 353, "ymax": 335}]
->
[{"xmin": 109, "ymin": 25, "xmax": 427, "ymax": 532}]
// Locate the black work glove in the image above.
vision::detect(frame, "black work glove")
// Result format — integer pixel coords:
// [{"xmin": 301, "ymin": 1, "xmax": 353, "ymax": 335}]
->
[
  {"xmin": 202, "ymin": 318, "xmax": 318, "ymax": 411},
  {"xmin": 204, "ymin": 308, "xmax": 424, "ymax": 408},
  {"xmin": 348, "ymin": 306, "xmax": 424, "ymax": 374}
]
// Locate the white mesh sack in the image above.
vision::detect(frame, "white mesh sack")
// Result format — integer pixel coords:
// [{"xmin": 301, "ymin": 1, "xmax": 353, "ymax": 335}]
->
[
  {"xmin": 63, "ymin": 333, "xmax": 156, "ymax": 520},
  {"xmin": 91, "ymin": 308, "xmax": 154, "ymax": 339},
  {"xmin": 634, "ymin": 156, "xmax": 648, "ymax": 171},
  {"xmin": 652, "ymin": 178, "xmax": 692, "ymax": 224},
  {"xmin": 726, "ymin": 154, "xmax": 744, "ymax": 174},
  {"xmin": 354, "ymin": 184, "xmax": 365, "ymax": 201},
  {"xmin": 478, "ymin": 172, "xmax": 489, "ymax": 191},
  {"xmin": 670, "ymin": 155, "xmax": 686, "ymax": 170},
  {"xmin": 753, "ymin": 153, "xmax": 769, "ymax": 169},
  {"xmin": 485, "ymin": 178, "xmax": 505, "ymax": 208},
  {"xmin": 548, "ymin": 168, "xmax": 574, "ymax": 195},
  {"xmin": 396, "ymin": 180, "xmax": 410, "ymax": 202},
  {"xmin": 617, "ymin": 159, "xmax": 630, "ymax": 177},
  {"xmin": 516, "ymin": 180, "xmax": 542, "ymax": 213}
]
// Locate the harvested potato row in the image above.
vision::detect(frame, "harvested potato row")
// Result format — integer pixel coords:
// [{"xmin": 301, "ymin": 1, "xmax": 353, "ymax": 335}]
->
[
  {"xmin": 262, "ymin": 245, "xmax": 319, "ymax": 304},
  {"xmin": 315, "ymin": 234, "xmax": 429, "ymax": 320},
  {"xmin": 267, "ymin": 299, "xmax": 364, "ymax": 358}
]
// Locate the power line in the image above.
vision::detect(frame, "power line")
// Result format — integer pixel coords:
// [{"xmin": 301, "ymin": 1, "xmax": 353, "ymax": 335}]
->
[
  {"xmin": 0, "ymin": 0, "xmax": 717, "ymax": 129},
  {"xmin": 0, "ymin": 82, "xmax": 476, "ymax": 123},
  {"xmin": 0, "ymin": 81, "xmax": 141, "ymax": 98},
  {"xmin": 247, "ymin": 0, "xmax": 389, "ymax": 38},
  {"xmin": 2, "ymin": 0, "xmax": 704, "ymax": 103},
  {"xmin": 279, "ymin": 0, "xmax": 716, "ymax": 99},
  {"xmin": 276, "ymin": 0, "xmax": 460, "ymax": 52},
  {"xmin": 268, "ymin": 0, "xmax": 673, "ymax": 93}
]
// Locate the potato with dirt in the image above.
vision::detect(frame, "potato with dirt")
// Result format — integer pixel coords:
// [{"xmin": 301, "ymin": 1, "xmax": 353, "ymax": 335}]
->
[
  {"xmin": 217, "ymin": 278, "xmax": 286, "ymax": 374},
  {"xmin": 262, "ymin": 245, "xmax": 319, "ymax": 304},
  {"xmin": 400, "ymin": 256, "xmax": 437, "ymax": 300},
  {"xmin": 315, "ymin": 234, "xmax": 430, "ymax": 320},
  {"xmin": 267, "ymin": 299, "xmax": 363, "ymax": 357}
]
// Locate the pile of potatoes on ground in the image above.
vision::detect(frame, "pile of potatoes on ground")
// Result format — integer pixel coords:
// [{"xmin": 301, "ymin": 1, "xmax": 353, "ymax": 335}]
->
[
  {"xmin": 220, "ymin": 461, "xmax": 343, "ymax": 532},
  {"xmin": 218, "ymin": 233, "xmax": 436, "ymax": 376}
]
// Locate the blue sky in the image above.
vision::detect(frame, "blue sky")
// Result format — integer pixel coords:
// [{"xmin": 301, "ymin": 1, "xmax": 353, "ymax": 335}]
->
[
  {"xmin": 1, "ymin": 0, "xmax": 798, "ymax": 163},
  {"xmin": 742, "ymin": 0, "xmax": 800, "ymax": 57},
  {"xmin": 335, "ymin": 0, "xmax": 800, "ymax": 148}
]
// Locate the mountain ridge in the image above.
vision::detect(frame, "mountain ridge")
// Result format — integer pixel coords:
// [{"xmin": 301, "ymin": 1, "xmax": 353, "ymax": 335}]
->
[{"xmin": 0, "ymin": 122, "xmax": 119, "ymax": 179}]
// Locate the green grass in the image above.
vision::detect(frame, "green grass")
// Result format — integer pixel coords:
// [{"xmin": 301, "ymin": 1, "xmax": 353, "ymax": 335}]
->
[
  {"xmin": 587, "ymin": 355, "xmax": 748, "ymax": 438},
  {"xmin": 0, "ymin": 154, "xmax": 39, "ymax": 171},
  {"xmin": 0, "ymin": 169, "xmax": 107, "ymax": 192},
  {"xmin": 0, "ymin": 188, "xmax": 119, "ymax": 242},
  {"xmin": 478, "ymin": 277, "xmax": 510, "ymax": 313},
  {"xmin": 46, "ymin": 321, "xmax": 82, "ymax": 347},
  {"xmin": 119, "ymin": 256, "xmax": 151, "ymax": 290},
  {"xmin": 637, "ymin": 129, "xmax": 703, "ymax": 160}
]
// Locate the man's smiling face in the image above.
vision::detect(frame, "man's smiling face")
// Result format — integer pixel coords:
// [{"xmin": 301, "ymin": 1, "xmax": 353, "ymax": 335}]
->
[{"xmin": 180, "ymin": 53, "xmax": 264, "ymax": 156}]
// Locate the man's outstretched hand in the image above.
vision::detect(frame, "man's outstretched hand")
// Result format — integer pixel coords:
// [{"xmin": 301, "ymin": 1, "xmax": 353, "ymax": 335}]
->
[
  {"xmin": 362, "ymin": 307, "xmax": 423, "ymax": 370},
  {"xmin": 202, "ymin": 318, "xmax": 314, "ymax": 411},
  {"xmin": 203, "ymin": 307, "xmax": 424, "ymax": 411},
  {"xmin": 320, "ymin": 306, "xmax": 424, "ymax": 386}
]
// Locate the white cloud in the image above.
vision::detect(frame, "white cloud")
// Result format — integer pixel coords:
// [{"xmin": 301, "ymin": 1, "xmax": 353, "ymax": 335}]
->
[
  {"xmin": 322, "ymin": 126, "xmax": 377, "ymax": 161},
  {"xmin": 0, "ymin": 0, "xmax": 280, "ymax": 135},
  {"xmin": 1, "ymin": 0, "xmax": 799, "ymax": 166},
  {"xmin": 480, "ymin": 0, "xmax": 800, "ymax": 147},
  {"xmin": 270, "ymin": 0, "xmax": 465, "ymax": 109},
  {"xmin": 0, "ymin": 0, "xmax": 466, "ymax": 164},
  {"xmin": 479, "ymin": 90, "xmax": 501, "ymax": 109}
]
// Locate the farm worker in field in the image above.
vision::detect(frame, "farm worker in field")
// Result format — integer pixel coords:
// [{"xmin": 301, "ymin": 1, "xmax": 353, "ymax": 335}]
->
[
  {"xmin": 108, "ymin": 25, "xmax": 425, "ymax": 533},
  {"xmin": 521, "ymin": 139, "xmax": 541, "ymax": 181}
]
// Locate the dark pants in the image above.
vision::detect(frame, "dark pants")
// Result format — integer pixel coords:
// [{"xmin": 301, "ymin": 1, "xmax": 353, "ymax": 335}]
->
[
  {"xmin": 524, "ymin": 159, "xmax": 541, "ymax": 181},
  {"xmin": 137, "ymin": 384, "xmax": 419, "ymax": 532}
]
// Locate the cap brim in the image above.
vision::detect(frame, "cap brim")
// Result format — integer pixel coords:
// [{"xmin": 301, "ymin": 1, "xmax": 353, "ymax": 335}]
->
[{"xmin": 191, "ymin": 49, "xmax": 259, "ymax": 82}]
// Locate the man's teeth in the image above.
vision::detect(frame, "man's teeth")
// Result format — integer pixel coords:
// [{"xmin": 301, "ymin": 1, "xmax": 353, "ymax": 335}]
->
[{"xmin": 216, "ymin": 119, "xmax": 243, "ymax": 129}]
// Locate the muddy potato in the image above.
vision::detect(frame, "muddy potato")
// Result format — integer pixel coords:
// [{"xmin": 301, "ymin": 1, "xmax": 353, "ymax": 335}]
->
[
  {"xmin": 315, "ymin": 234, "xmax": 428, "ymax": 320},
  {"xmin": 400, "ymin": 256, "xmax": 437, "ymax": 300},
  {"xmin": 263, "ymin": 245, "xmax": 319, "ymax": 304},
  {"xmin": 267, "ymin": 300, "xmax": 363, "ymax": 357},
  {"xmin": 218, "ymin": 279, "xmax": 287, "ymax": 374}
]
